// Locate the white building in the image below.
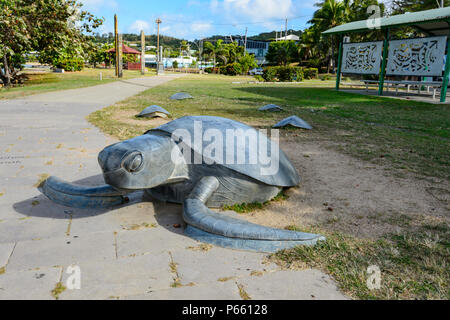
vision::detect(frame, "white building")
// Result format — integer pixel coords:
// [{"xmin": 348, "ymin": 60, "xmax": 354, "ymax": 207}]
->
[{"xmin": 277, "ymin": 34, "xmax": 300, "ymax": 41}]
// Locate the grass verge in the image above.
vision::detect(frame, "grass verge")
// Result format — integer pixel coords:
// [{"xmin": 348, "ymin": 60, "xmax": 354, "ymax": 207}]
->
[
  {"xmin": 272, "ymin": 223, "xmax": 449, "ymax": 300},
  {"xmin": 88, "ymin": 74, "xmax": 449, "ymax": 180},
  {"xmin": 0, "ymin": 68, "xmax": 155, "ymax": 100}
]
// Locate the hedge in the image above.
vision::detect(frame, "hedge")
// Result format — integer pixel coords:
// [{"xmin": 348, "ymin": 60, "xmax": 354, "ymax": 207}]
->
[
  {"xmin": 303, "ymin": 67, "xmax": 318, "ymax": 80},
  {"xmin": 219, "ymin": 63, "xmax": 243, "ymax": 76},
  {"xmin": 262, "ymin": 66, "xmax": 303, "ymax": 82}
]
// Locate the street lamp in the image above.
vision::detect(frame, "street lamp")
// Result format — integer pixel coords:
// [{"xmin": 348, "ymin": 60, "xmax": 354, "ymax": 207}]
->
[{"xmin": 190, "ymin": 39, "xmax": 204, "ymax": 72}]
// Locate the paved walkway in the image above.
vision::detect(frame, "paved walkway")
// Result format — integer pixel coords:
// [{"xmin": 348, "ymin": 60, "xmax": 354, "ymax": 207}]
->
[{"xmin": 0, "ymin": 76, "xmax": 346, "ymax": 299}]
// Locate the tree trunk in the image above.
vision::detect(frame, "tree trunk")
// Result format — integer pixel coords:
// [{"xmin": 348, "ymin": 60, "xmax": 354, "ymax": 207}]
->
[
  {"xmin": 3, "ymin": 54, "xmax": 12, "ymax": 87},
  {"xmin": 331, "ymin": 36, "xmax": 335, "ymax": 74}
]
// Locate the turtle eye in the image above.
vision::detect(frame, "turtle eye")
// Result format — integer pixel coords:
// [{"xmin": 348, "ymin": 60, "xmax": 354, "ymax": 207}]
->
[{"xmin": 122, "ymin": 152, "xmax": 143, "ymax": 172}]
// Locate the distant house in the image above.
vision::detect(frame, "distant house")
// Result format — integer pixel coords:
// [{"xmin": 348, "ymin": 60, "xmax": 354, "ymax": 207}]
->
[
  {"xmin": 277, "ymin": 34, "xmax": 300, "ymax": 41},
  {"xmin": 144, "ymin": 54, "xmax": 197, "ymax": 68}
]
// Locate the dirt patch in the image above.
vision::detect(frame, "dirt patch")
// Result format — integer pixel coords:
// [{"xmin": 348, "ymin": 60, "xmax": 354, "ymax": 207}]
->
[
  {"xmin": 242, "ymin": 135, "xmax": 449, "ymax": 239},
  {"xmin": 112, "ymin": 109, "xmax": 170, "ymax": 128}
]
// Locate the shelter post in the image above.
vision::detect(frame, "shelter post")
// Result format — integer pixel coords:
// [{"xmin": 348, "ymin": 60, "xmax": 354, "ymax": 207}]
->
[
  {"xmin": 378, "ymin": 28, "xmax": 389, "ymax": 96},
  {"xmin": 440, "ymin": 34, "xmax": 450, "ymax": 102},
  {"xmin": 335, "ymin": 34, "xmax": 343, "ymax": 90}
]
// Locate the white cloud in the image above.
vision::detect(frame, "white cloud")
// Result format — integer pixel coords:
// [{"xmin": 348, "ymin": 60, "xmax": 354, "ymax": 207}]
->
[
  {"xmin": 215, "ymin": 0, "xmax": 294, "ymax": 20},
  {"xmin": 153, "ymin": 14, "xmax": 215, "ymax": 40},
  {"xmin": 129, "ymin": 20, "xmax": 151, "ymax": 33},
  {"xmin": 191, "ymin": 22, "xmax": 213, "ymax": 33},
  {"xmin": 80, "ymin": 0, "xmax": 118, "ymax": 10}
]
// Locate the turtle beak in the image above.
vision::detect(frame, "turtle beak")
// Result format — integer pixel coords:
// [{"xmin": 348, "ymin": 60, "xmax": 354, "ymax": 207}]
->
[{"xmin": 98, "ymin": 143, "xmax": 124, "ymax": 173}]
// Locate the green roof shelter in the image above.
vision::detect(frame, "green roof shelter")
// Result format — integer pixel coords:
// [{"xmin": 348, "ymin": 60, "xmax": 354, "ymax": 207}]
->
[{"xmin": 323, "ymin": 7, "xmax": 450, "ymax": 102}]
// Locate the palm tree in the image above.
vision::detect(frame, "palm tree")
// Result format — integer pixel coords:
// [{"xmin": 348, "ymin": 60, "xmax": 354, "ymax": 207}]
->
[
  {"xmin": 203, "ymin": 40, "xmax": 226, "ymax": 70},
  {"xmin": 309, "ymin": 0, "xmax": 347, "ymax": 72},
  {"xmin": 180, "ymin": 40, "xmax": 189, "ymax": 57}
]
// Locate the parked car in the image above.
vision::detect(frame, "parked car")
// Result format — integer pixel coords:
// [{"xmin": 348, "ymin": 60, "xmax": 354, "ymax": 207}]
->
[{"xmin": 249, "ymin": 67, "xmax": 263, "ymax": 75}]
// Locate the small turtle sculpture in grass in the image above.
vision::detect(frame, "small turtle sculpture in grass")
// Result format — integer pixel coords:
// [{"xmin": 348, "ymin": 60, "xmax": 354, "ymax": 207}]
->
[
  {"xmin": 273, "ymin": 115, "xmax": 312, "ymax": 130},
  {"xmin": 42, "ymin": 116, "xmax": 324, "ymax": 252},
  {"xmin": 170, "ymin": 92, "xmax": 193, "ymax": 100},
  {"xmin": 258, "ymin": 104, "xmax": 283, "ymax": 112},
  {"xmin": 136, "ymin": 105, "xmax": 170, "ymax": 118}
]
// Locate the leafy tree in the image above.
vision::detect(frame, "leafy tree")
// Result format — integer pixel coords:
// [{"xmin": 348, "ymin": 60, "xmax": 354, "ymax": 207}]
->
[
  {"xmin": 238, "ymin": 54, "xmax": 258, "ymax": 74},
  {"xmin": 390, "ymin": 0, "xmax": 446, "ymax": 14},
  {"xmin": 88, "ymin": 43, "xmax": 113, "ymax": 68},
  {"xmin": 309, "ymin": 0, "xmax": 347, "ymax": 72},
  {"xmin": 265, "ymin": 41, "xmax": 298, "ymax": 66},
  {"xmin": 203, "ymin": 40, "xmax": 227, "ymax": 69},
  {"xmin": 180, "ymin": 40, "xmax": 189, "ymax": 56},
  {"xmin": 299, "ymin": 0, "xmax": 385, "ymax": 72},
  {"xmin": 0, "ymin": 0, "xmax": 103, "ymax": 86}
]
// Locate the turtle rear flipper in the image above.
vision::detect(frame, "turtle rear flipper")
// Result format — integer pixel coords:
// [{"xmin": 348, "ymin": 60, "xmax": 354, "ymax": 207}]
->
[
  {"xmin": 41, "ymin": 176, "xmax": 129, "ymax": 209},
  {"xmin": 183, "ymin": 177, "xmax": 325, "ymax": 253}
]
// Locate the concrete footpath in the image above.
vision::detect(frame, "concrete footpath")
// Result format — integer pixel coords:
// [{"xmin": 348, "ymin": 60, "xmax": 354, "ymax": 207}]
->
[{"xmin": 0, "ymin": 75, "xmax": 346, "ymax": 300}]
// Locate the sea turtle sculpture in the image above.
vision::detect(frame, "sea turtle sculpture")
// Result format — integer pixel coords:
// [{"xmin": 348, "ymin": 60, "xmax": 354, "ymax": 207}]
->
[
  {"xmin": 170, "ymin": 92, "xmax": 193, "ymax": 100},
  {"xmin": 258, "ymin": 104, "xmax": 283, "ymax": 112},
  {"xmin": 273, "ymin": 115, "xmax": 312, "ymax": 130},
  {"xmin": 136, "ymin": 105, "xmax": 170, "ymax": 118},
  {"xmin": 42, "ymin": 116, "xmax": 324, "ymax": 252}
]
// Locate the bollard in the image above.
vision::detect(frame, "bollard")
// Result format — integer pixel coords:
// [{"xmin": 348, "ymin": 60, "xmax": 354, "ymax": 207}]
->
[{"xmin": 99, "ymin": 72, "xmax": 102, "ymax": 81}]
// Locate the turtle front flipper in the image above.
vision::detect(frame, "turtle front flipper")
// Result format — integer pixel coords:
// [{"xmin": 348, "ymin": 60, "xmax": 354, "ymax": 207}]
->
[
  {"xmin": 41, "ymin": 176, "xmax": 130, "ymax": 209},
  {"xmin": 182, "ymin": 177, "xmax": 325, "ymax": 253}
]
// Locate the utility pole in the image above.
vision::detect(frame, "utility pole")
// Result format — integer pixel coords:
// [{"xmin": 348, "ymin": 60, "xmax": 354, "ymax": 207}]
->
[
  {"xmin": 114, "ymin": 15, "xmax": 122, "ymax": 78},
  {"xmin": 140, "ymin": 30, "xmax": 145, "ymax": 75},
  {"xmin": 441, "ymin": 0, "xmax": 444, "ymax": 8},
  {"xmin": 156, "ymin": 18, "xmax": 164, "ymax": 75},
  {"xmin": 244, "ymin": 27, "xmax": 248, "ymax": 56},
  {"xmin": 156, "ymin": 18, "xmax": 161, "ymax": 61},
  {"xmin": 285, "ymin": 18, "xmax": 288, "ymax": 39},
  {"xmin": 114, "ymin": 14, "xmax": 118, "ymax": 77},
  {"xmin": 117, "ymin": 33, "xmax": 123, "ymax": 78}
]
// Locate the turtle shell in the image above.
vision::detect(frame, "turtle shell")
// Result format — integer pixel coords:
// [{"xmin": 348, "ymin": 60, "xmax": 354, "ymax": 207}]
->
[
  {"xmin": 136, "ymin": 105, "xmax": 170, "ymax": 118},
  {"xmin": 148, "ymin": 116, "xmax": 300, "ymax": 187},
  {"xmin": 170, "ymin": 92, "xmax": 193, "ymax": 100},
  {"xmin": 273, "ymin": 115, "xmax": 312, "ymax": 130},
  {"xmin": 258, "ymin": 104, "xmax": 283, "ymax": 111}
]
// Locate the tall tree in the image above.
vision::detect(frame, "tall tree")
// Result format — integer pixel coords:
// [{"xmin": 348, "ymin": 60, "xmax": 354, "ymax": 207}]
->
[
  {"xmin": 309, "ymin": 0, "xmax": 347, "ymax": 72},
  {"xmin": 266, "ymin": 41, "xmax": 298, "ymax": 66},
  {"xmin": 0, "ymin": 0, "xmax": 103, "ymax": 86},
  {"xmin": 389, "ymin": 0, "xmax": 446, "ymax": 14},
  {"xmin": 203, "ymin": 40, "xmax": 227, "ymax": 68}
]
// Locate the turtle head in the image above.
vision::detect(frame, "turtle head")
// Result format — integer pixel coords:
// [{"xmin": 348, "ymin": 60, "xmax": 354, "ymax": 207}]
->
[{"xmin": 98, "ymin": 133, "xmax": 187, "ymax": 190}]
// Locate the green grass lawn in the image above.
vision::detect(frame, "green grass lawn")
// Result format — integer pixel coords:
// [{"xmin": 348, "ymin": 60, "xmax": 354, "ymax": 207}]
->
[
  {"xmin": 0, "ymin": 67, "xmax": 155, "ymax": 100},
  {"xmin": 88, "ymin": 74, "xmax": 449, "ymax": 300},
  {"xmin": 90, "ymin": 74, "xmax": 449, "ymax": 180}
]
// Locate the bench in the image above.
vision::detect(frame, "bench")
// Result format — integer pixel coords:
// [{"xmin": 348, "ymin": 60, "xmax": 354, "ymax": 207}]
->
[{"xmin": 361, "ymin": 80, "xmax": 443, "ymax": 99}]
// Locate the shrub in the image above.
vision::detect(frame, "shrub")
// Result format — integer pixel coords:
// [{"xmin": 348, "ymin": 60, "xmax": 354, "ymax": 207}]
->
[
  {"xmin": 254, "ymin": 75, "xmax": 264, "ymax": 82},
  {"xmin": 204, "ymin": 67, "xmax": 219, "ymax": 74},
  {"xmin": 277, "ymin": 66, "xmax": 303, "ymax": 82},
  {"xmin": 172, "ymin": 60, "xmax": 179, "ymax": 68},
  {"xmin": 262, "ymin": 67, "xmax": 277, "ymax": 81},
  {"xmin": 303, "ymin": 67, "xmax": 318, "ymax": 79},
  {"xmin": 263, "ymin": 66, "xmax": 303, "ymax": 82},
  {"xmin": 54, "ymin": 57, "xmax": 84, "ymax": 71},
  {"xmin": 219, "ymin": 63, "xmax": 243, "ymax": 76}
]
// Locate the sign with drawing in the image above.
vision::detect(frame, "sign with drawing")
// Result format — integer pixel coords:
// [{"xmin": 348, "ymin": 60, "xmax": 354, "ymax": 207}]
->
[
  {"xmin": 341, "ymin": 41, "xmax": 383, "ymax": 74},
  {"xmin": 386, "ymin": 36, "xmax": 447, "ymax": 76}
]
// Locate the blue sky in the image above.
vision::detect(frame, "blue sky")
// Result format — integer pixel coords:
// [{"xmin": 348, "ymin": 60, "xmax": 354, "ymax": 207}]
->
[{"xmin": 80, "ymin": 0, "xmax": 320, "ymax": 40}]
